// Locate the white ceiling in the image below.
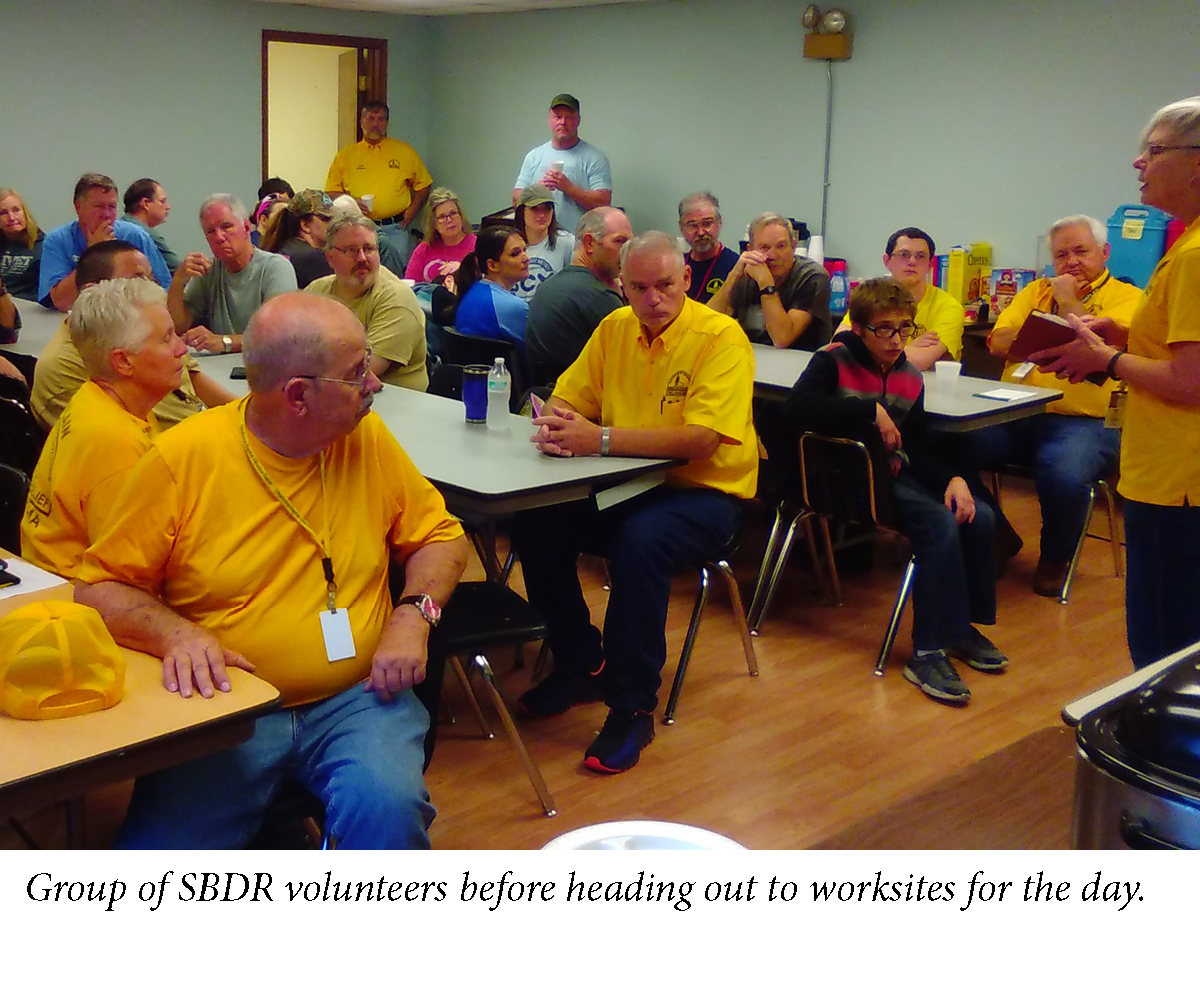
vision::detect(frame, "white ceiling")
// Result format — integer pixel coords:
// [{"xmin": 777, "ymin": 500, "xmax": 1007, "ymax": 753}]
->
[{"xmin": 254, "ymin": 0, "xmax": 658, "ymax": 16}]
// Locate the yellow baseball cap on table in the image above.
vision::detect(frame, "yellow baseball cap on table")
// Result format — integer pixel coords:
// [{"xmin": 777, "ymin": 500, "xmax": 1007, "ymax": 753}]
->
[{"xmin": 0, "ymin": 601, "xmax": 125, "ymax": 720}]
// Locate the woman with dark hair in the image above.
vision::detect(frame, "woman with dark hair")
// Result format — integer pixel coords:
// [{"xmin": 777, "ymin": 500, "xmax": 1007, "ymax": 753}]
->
[
  {"xmin": 454, "ymin": 225, "xmax": 530, "ymax": 344},
  {"xmin": 405, "ymin": 188, "xmax": 477, "ymax": 290},
  {"xmin": 0, "ymin": 188, "xmax": 45, "ymax": 300},
  {"xmin": 260, "ymin": 189, "xmax": 335, "ymax": 288},
  {"xmin": 513, "ymin": 183, "xmax": 574, "ymax": 302}
]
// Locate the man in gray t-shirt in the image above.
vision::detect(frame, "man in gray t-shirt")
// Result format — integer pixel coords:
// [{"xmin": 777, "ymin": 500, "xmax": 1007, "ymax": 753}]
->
[{"xmin": 167, "ymin": 194, "xmax": 297, "ymax": 354}]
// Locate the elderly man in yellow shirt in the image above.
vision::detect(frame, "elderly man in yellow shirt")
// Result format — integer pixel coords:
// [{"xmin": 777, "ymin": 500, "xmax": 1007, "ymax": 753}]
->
[
  {"xmin": 325, "ymin": 101, "xmax": 433, "ymax": 266},
  {"xmin": 970, "ymin": 215, "xmax": 1141, "ymax": 596},
  {"xmin": 22, "ymin": 278, "xmax": 187, "ymax": 578},
  {"xmin": 512, "ymin": 231, "xmax": 758, "ymax": 775},
  {"xmin": 75, "ymin": 292, "xmax": 468, "ymax": 849}
]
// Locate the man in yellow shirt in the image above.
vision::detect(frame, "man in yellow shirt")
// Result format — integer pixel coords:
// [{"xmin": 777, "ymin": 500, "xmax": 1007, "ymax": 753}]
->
[
  {"xmin": 76, "ymin": 292, "xmax": 468, "ymax": 849},
  {"xmin": 513, "ymin": 231, "xmax": 757, "ymax": 774},
  {"xmin": 975, "ymin": 215, "xmax": 1141, "ymax": 596},
  {"xmin": 325, "ymin": 101, "xmax": 433, "ymax": 266},
  {"xmin": 834, "ymin": 227, "xmax": 965, "ymax": 370},
  {"xmin": 307, "ymin": 214, "xmax": 428, "ymax": 391},
  {"xmin": 23, "ymin": 279, "xmax": 187, "ymax": 577}
]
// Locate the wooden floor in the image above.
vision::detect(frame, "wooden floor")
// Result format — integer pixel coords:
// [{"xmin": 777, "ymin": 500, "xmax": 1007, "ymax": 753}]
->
[{"xmin": 2, "ymin": 479, "xmax": 1128, "ymax": 850}]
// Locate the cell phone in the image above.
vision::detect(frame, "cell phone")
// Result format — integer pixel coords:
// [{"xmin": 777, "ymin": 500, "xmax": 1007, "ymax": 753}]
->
[
  {"xmin": 0, "ymin": 565, "xmax": 21, "ymax": 589},
  {"xmin": 230, "ymin": 366, "xmax": 247, "ymax": 380},
  {"xmin": 530, "ymin": 393, "xmax": 545, "ymax": 418}
]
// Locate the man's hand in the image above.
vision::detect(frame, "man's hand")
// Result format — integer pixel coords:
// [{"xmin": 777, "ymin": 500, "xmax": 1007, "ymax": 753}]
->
[
  {"xmin": 909, "ymin": 330, "xmax": 942, "ymax": 352},
  {"xmin": 1028, "ymin": 314, "xmax": 1116, "ymax": 383},
  {"xmin": 875, "ymin": 403, "xmax": 902, "ymax": 452},
  {"xmin": 182, "ymin": 324, "xmax": 223, "ymax": 353},
  {"xmin": 366, "ymin": 607, "xmax": 429, "ymax": 700},
  {"xmin": 1048, "ymin": 272, "xmax": 1086, "ymax": 311},
  {"xmin": 531, "ymin": 406, "xmax": 601, "ymax": 457},
  {"xmin": 176, "ymin": 253, "xmax": 211, "ymax": 283},
  {"xmin": 161, "ymin": 621, "xmax": 255, "ymax": 699},
  {"xmin": 1079, "ymin": 313, "xmax": 1129, "ymax": 347},
  {"xmin": 355, "ymin": 198, "xmax": 372, "ymax": 216},
  {"xmin": 0, "ymin": 356, "xmax": 27, "ymax": 385},
  {"xmin": 86, "ymin": 220, "xmax": 116, "ymax": 247},
  {"xmin": 943, "ymin": 477, "xmax": 976, "ymax": 525},
  {"xmin": 540, "ymin": 168, "xmax": 568, "ymax": 192}
]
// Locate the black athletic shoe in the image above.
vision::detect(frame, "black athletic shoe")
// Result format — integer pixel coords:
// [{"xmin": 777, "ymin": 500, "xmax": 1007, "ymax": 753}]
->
[
  {"xmin": 583, "ymin": 710, "xmax": 655, "ymax": 774},
  {"xmin": 903, "ymin": 651, "xmax": 971, "ymax": 705},
  {"xmin": 947, "ymin": 626, "xmax": 1009, "ymax": 673},
  {"xmin": 518, "ymin": 664, "xmax": 604, "ymax": 718}
]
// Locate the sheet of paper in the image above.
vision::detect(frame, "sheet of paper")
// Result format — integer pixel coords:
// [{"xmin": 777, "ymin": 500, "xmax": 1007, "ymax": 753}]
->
[
  {"xmin": 0, "ymin": 557, "xmax": 68, "ymax": 599},
  {"xmin": 594, "ymin": 471, "xmax": 666, "ymax": 511},
  {"xmin": 973, "ymin": 388, "xmax": 1036, "ymax": 401}
]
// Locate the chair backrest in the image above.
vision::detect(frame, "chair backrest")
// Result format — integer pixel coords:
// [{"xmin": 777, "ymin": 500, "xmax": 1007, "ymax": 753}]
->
[
  {"xmin": 799, "ymin": 426, "xmax": 897, "ymax": 528},
  {"xmin": 0, "ymin": 462, "xmax": 30, "ymax": 554},
  {"xmin": 427, "ymin": 360, "xmax": 464, "ymax": 401},
  {"xmin": 440, "ymin": 329, "xmax": 528, "ymax": 412},
  {"xmin": 0, "ymin": 395, "xmax": 46, "ymax": 477}
]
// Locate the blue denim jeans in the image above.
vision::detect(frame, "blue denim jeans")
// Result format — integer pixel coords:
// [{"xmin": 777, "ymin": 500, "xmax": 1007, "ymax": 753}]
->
[
  {"xmin": 116, "ymin": 683, "xmax": 435, "ymax": 849},
  {"xmin": 377, "ymin": 222, "xmax": 417, "ymax": 270},
  {"xmin": 513, "ymin": 486, "xmax": 742, "ymax": 714},
  {"xmin": 891, "ymin": 473, "xmax": 997, "ymax": 651},
  {"xmin": 1124, "ymin": 499, "xmax": 1200, "ymax": 669},
  {"xmin": 958, "ymin": 414, "xmax": 1119, "ymax": 563}
]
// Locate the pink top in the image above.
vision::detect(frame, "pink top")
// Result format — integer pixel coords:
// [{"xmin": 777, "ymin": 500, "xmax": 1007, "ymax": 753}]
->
[{"xmin": 404, "ymin": 233, "xmax": 478, "ymax": 283}]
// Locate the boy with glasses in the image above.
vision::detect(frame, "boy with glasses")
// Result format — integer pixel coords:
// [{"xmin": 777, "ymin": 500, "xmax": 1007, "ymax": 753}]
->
[{"xmin": 784, "ymin": 277, "xmax": 1006, "ymax": 705}]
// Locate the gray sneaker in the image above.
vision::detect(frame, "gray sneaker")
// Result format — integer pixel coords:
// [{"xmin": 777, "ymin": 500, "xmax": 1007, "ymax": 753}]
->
[
  {"xmin": 947, "ymin": 626, "xmax": 1009, "ymax": 674},
  {"xmin": 904, "ymin": 651, "xmax": 971, "ymax": 704}
]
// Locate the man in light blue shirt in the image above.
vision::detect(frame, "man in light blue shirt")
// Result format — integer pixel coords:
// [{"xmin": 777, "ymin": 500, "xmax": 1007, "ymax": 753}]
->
[
  {"xmin": 513, "ymin": 94, "xmax": 612, "ymax": 235},
  {"xmin": 38, "ymin": 172, "xmax": 171, "ymax": 310}
]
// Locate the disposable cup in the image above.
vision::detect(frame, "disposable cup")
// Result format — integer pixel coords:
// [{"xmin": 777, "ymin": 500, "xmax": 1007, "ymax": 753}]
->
[{"xmin": 935, "ymin": 360, "xmax": 962, "ymax": 381}]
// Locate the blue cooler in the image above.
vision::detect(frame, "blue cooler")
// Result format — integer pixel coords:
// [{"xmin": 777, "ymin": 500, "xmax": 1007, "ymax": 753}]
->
[{"xmin": 1106, "ymin": 205, "xmax": 1171, "ymax": 287}]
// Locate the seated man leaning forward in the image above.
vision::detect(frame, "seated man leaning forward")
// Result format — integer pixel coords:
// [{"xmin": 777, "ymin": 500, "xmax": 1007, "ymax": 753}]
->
[
  {"xmin": 31, "ymin": 241, "xmax": 234, "ymax": 430},
  {"xmin": 966, "ymin": 214, "xmax": 1142, "ymax": 597},
  {"xmin": 784, "ymin": 278, "xmax": 1006, "ymax": 706},
  {"xmin": 75, "ymin": 292, "xmax": 469, "ymax": 849},
  {"xmin": 512, "ymin": 231, "xmax": 758, "ymax": 774},
  {"xmin": 22, "ymin": 279, "xmax": 186, "ymax": 578},
  {"xmin": 835, "ymin": 226, "xmax": 965, "ymax": 370},
  {"xmin": 307, "ymin": 214, "xmax": 429, "ymax": 392},
  {"xmin": 167, "ymin": 194, "xmax": 297, "ymax": 356},
  {"xmin": 708, "ymin": 212, "xmax": 832, "ymax": 350}
]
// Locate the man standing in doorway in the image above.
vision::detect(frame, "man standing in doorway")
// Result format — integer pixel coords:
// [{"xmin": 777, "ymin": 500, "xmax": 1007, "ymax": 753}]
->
[
  {"xmin": 513, "ymin": 94, "xmax": 612, "ymax": 236},
  {"xmin": 326, "ymin": 101, "xmax": 433, "ymax": 266}
]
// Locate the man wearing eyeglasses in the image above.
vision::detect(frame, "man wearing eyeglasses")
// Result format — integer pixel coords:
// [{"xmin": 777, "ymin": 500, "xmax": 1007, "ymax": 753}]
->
[
  {"xmin": 678, "ymin": 191, "xmax": 739, "ymax": 304},
  {"xmin": 76, "ymin": 292, "xmax": 468, "ymax": 848},
  {"xmin": 784, "ymin": 277, "xmax": 1005, "ymax": 706},
  {"xmin": 835, "ymin": 227, "xmax": 964, "ymax": 371},
  {"xmin": 167, "ymin": 194, "xmax": 297, "ymax": 355},
  {"xmin": 307, "ymin": 214, "xmax": 428, "ymax": 392},
  {"xmin": 966, "ymin": 215, "xmax": 1141, "ymax": 597}
]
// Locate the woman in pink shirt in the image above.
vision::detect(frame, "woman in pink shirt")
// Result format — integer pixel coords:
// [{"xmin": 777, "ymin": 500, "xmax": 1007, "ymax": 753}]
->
[{"xmin": 405, "ymin": 188, "xmax": 477, "ymax": 293}]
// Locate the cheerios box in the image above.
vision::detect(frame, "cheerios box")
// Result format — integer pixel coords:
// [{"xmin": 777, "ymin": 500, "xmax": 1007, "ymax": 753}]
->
[{"xmin": 937, "ymin": 243, "xmax": 992, "ymax": 304}]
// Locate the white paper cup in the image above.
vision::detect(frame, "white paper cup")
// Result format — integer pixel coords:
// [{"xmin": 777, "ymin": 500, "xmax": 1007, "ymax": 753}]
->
[
  {"xmin": 361, "ymin": 193, "xmax": 375, "ymax": 212},
  {"xmin": 935, "ymin": 360, "xmax": 962, "ymax": 381},
  {"xmin": 549, "ymin": 160, "xmax": 564, "ymax": 173}
]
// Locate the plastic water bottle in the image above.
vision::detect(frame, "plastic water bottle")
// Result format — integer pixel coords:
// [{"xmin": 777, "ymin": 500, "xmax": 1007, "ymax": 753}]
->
[{"xmin": 486, "ymin": 357, "xmax": 510, "ymax": 431}]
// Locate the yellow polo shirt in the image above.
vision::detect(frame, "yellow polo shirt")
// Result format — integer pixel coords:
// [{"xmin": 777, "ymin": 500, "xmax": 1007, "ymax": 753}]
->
[
  {"xmin": 78, "ymin": 400, "xmax": 464, "ymax": 707},
  {"xmin": 988, "ymin": 270, "xmax": 1142, "ymax": 417},
  {"xmin": 325, "ymin": 138, "xmax": 433, "ymax": 222},
  {"xmin": 22, "ymin": 380, "xmax": 158, "ymax": 578},
  {"xmin": 554, "ymin": 298, "xmax": 758, "ymax": 499},
  {"xmin": 836, "ymin": 282, "xmax": 965, "ymax": 359},
  {"xmin": 1118, "ymin": 216, "xmax": 1200, "ymax": 506}
]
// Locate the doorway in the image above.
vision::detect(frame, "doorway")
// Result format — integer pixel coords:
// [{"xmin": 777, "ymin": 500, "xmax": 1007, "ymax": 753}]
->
[{"xmin": 261, "ymin": 30, "xmax": 387, "ymax": 190}]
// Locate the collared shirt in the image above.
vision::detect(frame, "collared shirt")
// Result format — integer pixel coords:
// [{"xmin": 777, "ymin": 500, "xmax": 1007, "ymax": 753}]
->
[
  {"xmin": 325, "ymin": 138, "xmax": 433, "ymax": 221},
  {"xmin": 120, "ymin": 214, "xmax": 181, "ymax": 274},
  {"xmin": 988, "ymin": 269, "xmax": 1142, "ymax": 417},
  {"xmin": 37, "ymin": 219, "xmax": 171, "ymax": 303},
  {"xmin": 553, "ymin": 297, "xmax": 758, "ymax": 498}
]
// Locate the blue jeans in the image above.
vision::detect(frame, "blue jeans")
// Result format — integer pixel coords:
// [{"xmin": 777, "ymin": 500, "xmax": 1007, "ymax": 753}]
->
[
  {"xmin": 891, "ymin": 473, "xmax": 997, "ymax": 651},
  {"xmin": 378, "ymin": 222, "xmax": 417, "ymax": 270},
  {"xmin": 1124, "ymin": 499, "xmax": 1200, "ymax": 669},
  {"xmin": 513, "ymin": 486, "xmax": 741, "ymax": 713},
  {"xmin": 116, "ymin": 684, "xmax": 435, "ymax": 849},
  {"xmin": 959, "ymin": 414, "xmax": 1119, "ymax": 563}
]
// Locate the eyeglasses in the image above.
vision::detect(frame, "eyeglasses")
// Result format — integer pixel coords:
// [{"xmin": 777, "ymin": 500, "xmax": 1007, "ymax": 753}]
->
[
  {"xmin": 434, "ymin": 209, "xmax": 461, "ymax": 223},
  {"xmin": 330, "ymin": 243, "xmax": 379, "ymax": 258},
  {"xmin": 890, "ymin": 250, "xmax": 929, "ymax": 263},
  {"xmin": 864, "ymin": 322, "xmax": 915, "ymax": 339},
  {"xmin": 297, "ymin": 350, "xmax": 373, "ymax": 390},
  {"xmin": 682, "ymin": 218, "xmax": 719, "ymax": 233},
  {"xmin": 1142, "ymin": 143, "xmax": 1200, "ymax": 158}
]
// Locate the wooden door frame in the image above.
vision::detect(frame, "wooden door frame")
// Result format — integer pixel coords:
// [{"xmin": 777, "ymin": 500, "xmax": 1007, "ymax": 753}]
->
[{"xmin": 261, "ymin": 29, "xmax": 388, "ymax": 183}]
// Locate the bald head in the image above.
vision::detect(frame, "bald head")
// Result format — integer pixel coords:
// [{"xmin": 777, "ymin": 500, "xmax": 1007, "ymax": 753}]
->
[{"xmin": 243, "ymin": 293, "xmax": 353, "ymax": 392}]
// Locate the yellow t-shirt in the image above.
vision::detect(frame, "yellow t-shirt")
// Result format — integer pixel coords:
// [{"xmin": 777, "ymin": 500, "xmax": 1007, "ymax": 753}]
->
[
  {"xmin": 307, "ymin": 269, "xmax": 429, "ymax": 391},
  {"xmin": 22, "ymin": 380, "xmax": 158, "ymax": 578},
  {"xmin": 835, "ymin": 282, "xmax": 965, "ymax": 359},
  {"xmin": 325, "ymin": 138, "xmax": 433, "ymax": 222},
  {"xmin": 988, "ymin": 271, "xmax": 1142, "ymax": 417},
  {"xmin": 554, "ymin": 298, "xmax": 759, "ymax": 499},
  {"xmin": 31, "ymin": 319, "xmax": 205, "ymax": 430},
  {"xmin": 1117, "ymin": 216, "xmax": 1200, "ymax": 506},
  {"xmin": 77, "ymin": 400, "xmax": 464, "ymax": 707}
]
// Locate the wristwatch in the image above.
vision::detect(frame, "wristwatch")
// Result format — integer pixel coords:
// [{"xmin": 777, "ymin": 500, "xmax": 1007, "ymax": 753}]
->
[
  {"xmin": 396, "ymin": 593, "xmax": 442, "ymax": 627},
  {"xmin": 760, "ymin": 284, "xmax": 777, "ymax": 296},
  {"xmin": 221, "ymin": 335, "xmax": 233, "ymax": 354}
]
